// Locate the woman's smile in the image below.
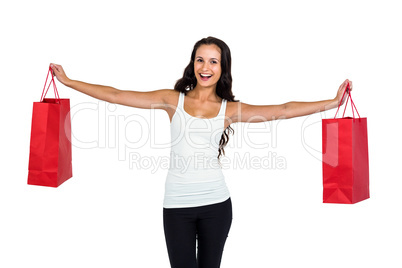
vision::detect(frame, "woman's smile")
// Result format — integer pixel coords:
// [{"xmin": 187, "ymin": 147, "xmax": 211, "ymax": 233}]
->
[
  {"xmin": 199, "ymin": 73, "xmax": 213, "ymax": 81},
  {"xmin": 194, "ymin": 44, "xmax": 222, "ymax": 88}
]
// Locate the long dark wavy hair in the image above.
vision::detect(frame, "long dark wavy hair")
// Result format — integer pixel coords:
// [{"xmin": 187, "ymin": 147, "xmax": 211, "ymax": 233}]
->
[{"xmin": 174, "ymin": 36, "xmax": 238, "ymax": 159}]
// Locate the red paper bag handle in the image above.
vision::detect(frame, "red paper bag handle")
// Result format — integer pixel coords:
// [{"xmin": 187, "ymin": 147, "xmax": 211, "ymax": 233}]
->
[
  {"xmin": 333, "ymin": 83, "xmax": 360, "ymax": 119},
  {"xmin": 40, "ymin": 66, "xmax": 60, "ymax": 103}
]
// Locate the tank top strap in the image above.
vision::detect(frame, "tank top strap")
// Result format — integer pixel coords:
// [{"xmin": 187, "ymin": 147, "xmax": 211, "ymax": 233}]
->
[
  {"xmin": 177, "ymin": 92, "xmax": 185, "ymax": 109},
  {"xmin": 218, "ymin": 99, "xmax": 227, "ymax": 117}
]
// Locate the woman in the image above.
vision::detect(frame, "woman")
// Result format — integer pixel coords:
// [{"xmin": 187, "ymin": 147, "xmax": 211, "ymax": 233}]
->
[{"xmin": 50, "ymin": 36, "xmax": 352, "ymax": 268}]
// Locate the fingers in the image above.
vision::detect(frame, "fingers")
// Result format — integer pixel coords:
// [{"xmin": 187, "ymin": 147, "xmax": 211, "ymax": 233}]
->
[
  {"xmin": 343, "ymin": 79, "xmax": 349, "ymax": 89},
  {"xmin": 49, "ymin": 63, "xmax": 69, "ymax": 84},
  {"xmin": 50, "ymin": 63, "xmax": 67, "ymax": 77},
  {"xmin": 49, "ymin": 63, "xmax": 57, "ymax": 77},
  {"xmin": 344, "ymin": 79, "xmax": 353, "ymax": 91},
  {"xmin": 339, "ymin": 79, "xmax": 348, "ymax": 91},
  {"xmin": 334, "ymin": 79, "xmax": 353, "ymax": 106},
  {"xmin": 340, "ymin": 79, "xmax": 352, "ymax": 95},
  {"xmin": 50, "ymin": 63, "xmax": 61, "ymax": 73}
]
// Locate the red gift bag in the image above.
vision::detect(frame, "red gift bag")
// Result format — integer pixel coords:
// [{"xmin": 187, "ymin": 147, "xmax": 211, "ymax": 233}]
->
[
  {"xmin": 28, "ymin": 67, "xmax": 72, "ymax": 187},
  {"xmin": 322, "ymin": 85, "xmax": 369, "ymax": 204}
]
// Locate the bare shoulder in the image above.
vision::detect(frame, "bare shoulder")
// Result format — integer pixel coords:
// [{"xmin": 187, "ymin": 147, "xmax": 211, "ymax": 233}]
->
[
  {"xmin": 159, "ymin": 89, "xmax": 180, "ymax": 106},
  {"xmin": 160, "ymin": 89, "xmax": 179, "ymax": 99},
  {"xmin": 158, "ymin": 89, "xmax": 180, "ymax": 121},
  {"xmin": 225, "ymin": 101, "xmax": 244, "ymax": 122}
]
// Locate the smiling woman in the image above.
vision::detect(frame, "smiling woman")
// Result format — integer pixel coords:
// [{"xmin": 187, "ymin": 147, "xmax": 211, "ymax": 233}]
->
[
  {"xmin": 50, "ymin": 36, "xmax": 351, "ymax": 268},
  {"xmin": 195, "ymin": 48, "xmax": 221, "ymax": 84},
  {"xmin": 174, "ymin": 37, "xmax": 237, "ymax": 160}
]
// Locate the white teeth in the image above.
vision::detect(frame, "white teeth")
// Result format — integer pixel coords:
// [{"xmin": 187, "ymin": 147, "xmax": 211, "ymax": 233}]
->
[{"xmin": 200, "ymin": 74, "xmax": 212, "ymax": 77}]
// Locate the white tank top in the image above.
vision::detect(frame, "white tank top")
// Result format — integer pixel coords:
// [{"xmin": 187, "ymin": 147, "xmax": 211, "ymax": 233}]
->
[{"xmin": 163, "ymin": 92, "xmax": 231, "ymax": 208}]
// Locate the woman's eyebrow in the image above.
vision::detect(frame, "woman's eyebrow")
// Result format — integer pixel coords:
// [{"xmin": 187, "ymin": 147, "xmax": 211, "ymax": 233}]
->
[{"xmin": 196, "ymin": 56, "xmax": 220, "ymax": 61}]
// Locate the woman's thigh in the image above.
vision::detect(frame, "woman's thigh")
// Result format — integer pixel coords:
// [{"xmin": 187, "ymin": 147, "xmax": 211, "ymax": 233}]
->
[
  {"xmin": 163, "ymin": 208, "xmax": 197, "ymax": 268},
  {"xmin": 196, "ymin": 198, "xmax": 233, "ymax": 268}
]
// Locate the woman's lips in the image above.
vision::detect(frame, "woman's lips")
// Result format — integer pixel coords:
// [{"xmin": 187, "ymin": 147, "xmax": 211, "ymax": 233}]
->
[{"xmin": 200, "ymin": 73, "xmax": 212, "ymax": 81}]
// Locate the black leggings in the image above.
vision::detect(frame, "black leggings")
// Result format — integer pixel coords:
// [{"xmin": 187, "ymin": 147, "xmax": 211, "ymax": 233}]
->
[{"xmin": 163, "ymin": 198, "xmax": 233, "ymax": 268}]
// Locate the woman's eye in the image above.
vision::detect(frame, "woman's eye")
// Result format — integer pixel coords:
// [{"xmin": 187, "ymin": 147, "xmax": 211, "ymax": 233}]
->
[
  {"xmin": 211, "ymin": 60, "xmax": 217, "ymax": 64},
  {"xmin": 197, "ymin": 59, "xmax": 203, "ymax": 62}
]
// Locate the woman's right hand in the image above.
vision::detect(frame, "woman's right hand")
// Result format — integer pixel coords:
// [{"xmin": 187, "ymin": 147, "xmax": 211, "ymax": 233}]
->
[{"xmin": 50, "ymin": 63, "xmax": 71, "ymax": 86}]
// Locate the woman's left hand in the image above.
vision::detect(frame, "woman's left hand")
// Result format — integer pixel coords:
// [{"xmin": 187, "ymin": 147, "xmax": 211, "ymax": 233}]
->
[{"xmin": 334, "ymin": 79, "xmax": 353, "ymax": 106}]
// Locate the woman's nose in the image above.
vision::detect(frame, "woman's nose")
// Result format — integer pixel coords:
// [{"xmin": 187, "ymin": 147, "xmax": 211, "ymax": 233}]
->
[{"xmin": 201, "ymin": 62, "xmax": 210, "ymax": 71}]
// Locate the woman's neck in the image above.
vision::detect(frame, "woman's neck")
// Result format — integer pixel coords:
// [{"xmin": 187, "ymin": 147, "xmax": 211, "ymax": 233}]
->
[{"xmin": 190, "ymin": 85, "xmax": 220, "ymax": 102}]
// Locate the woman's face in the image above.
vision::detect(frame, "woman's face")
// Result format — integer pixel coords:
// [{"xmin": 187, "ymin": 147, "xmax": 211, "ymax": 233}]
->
[{"xmin": 193, "ymin": 44, "xmax": 222, "ymax": 89}]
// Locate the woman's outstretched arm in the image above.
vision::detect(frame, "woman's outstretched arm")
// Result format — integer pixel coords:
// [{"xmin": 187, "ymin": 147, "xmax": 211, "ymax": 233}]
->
[
  {"xmin": 50, "ymin": 63, "xmax": 175, "ymax": 110},
  {"xmin": 228, "ymin": 79, "xmax": 353, "ymax": 123}
]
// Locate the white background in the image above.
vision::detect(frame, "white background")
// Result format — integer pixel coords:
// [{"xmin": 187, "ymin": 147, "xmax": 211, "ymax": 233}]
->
[{"xmin": 1, "ymin": 0, "xmax": 401, "ymax": 267}]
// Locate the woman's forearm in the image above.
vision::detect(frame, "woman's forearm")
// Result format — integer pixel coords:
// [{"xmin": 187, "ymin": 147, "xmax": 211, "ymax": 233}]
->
[
  {"xmin": 51, "ymin": 63, "xmax": 120, "ymax": 103},
  {"xmin": 283, "ymin": 98, "xmax": 339, "ymax": 119},
  {"xmin": 64, "ymin": 79, "xmax": 120, "ymax": 103},
  {"xmin": 282, "ymin": 80, "xmax": 352, "ymax": 119}
]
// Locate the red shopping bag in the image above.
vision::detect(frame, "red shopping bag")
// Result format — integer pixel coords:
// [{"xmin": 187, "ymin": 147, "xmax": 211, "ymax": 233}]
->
[
  {"xmin": 28, "ymin": 67, "xmax": 72, "ymax": 187},
  {"xmin": 322, "ymin": 85, "xmax": 369, "ymax": 204}
]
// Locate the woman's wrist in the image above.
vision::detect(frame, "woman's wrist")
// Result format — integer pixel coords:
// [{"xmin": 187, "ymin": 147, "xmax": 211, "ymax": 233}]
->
[
  {"xmin": 62, "ymin": 78, "xmax": 73, "ymax": 87},
  {"xmin": 330, "ymin": 97, "xmax": 340, "ymax": 109}
]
